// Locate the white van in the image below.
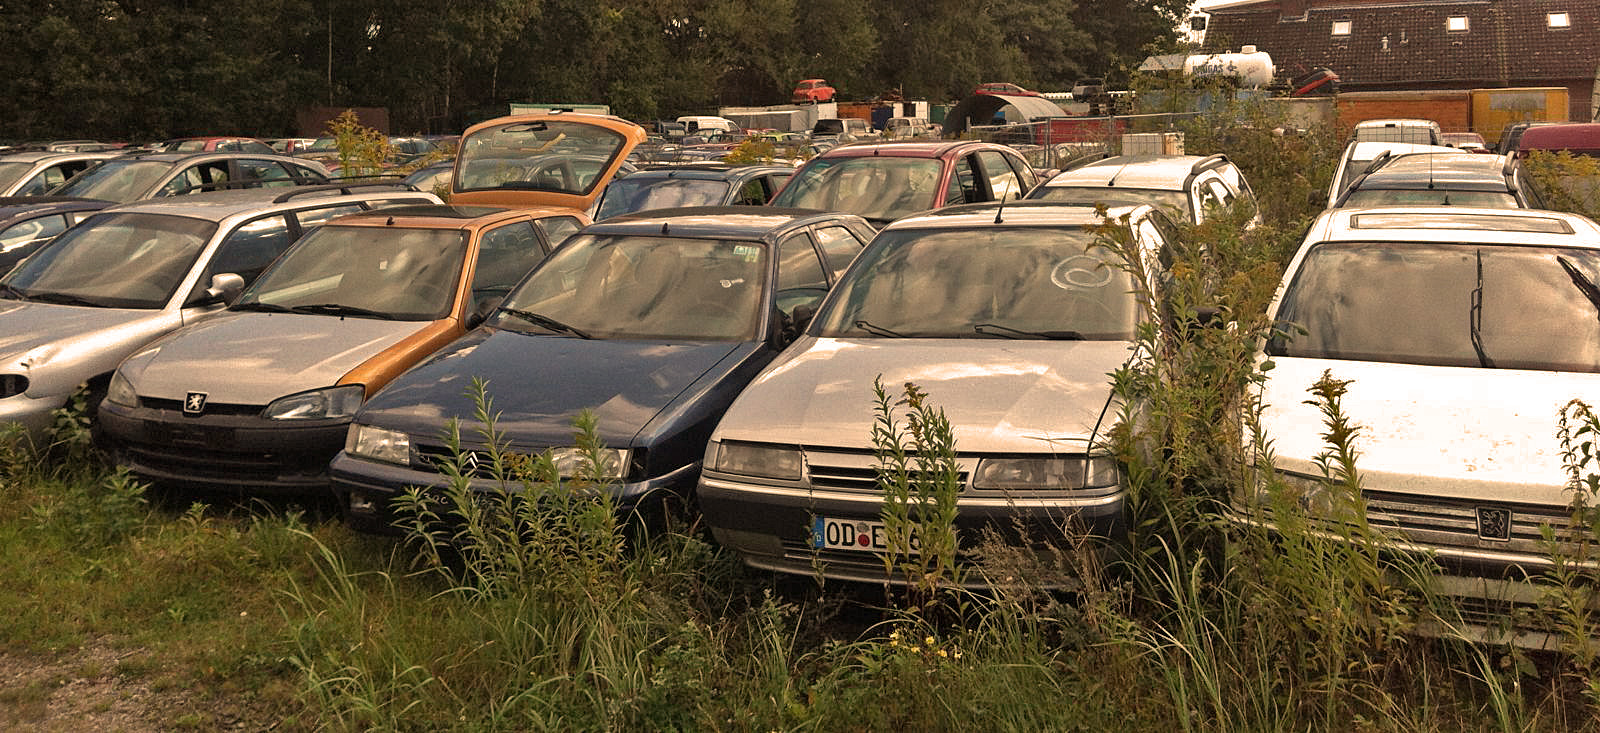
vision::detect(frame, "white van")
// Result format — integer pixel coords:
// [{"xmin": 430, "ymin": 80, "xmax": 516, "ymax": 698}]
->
[
  {"xmin": 1351, "ymin": 118, "xmax": 1443, "ymax": 146},
  {"xmin": 676, "ymin": 116, "xmax": 740, "ymax": 135}
]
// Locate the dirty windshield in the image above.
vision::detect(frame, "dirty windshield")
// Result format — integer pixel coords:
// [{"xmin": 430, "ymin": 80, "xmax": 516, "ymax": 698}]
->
[
  {"xmin": 1, "ymin": 212, "xmax": 216, "ymax": 309},
  {"xmin": 1268, "ymin": 241, "xmax": 1600, "ymax": 372},
  {"xmin": 236, "ymin": 226, "xmax": 467, "ymax": 321},
  {"xmin": 773, "ymin": 157, "xmax": 942, "ymax": 225},
  {"xmin": 815, "ymin": 226, "xmax": 1139, "ymax": 340},
  {"xmin": 455, "ymin": 120, "xmax": 627, "ymax": 196},
  {"xmin": 52, "ymin": 160, "xmax": 172, "ymax": 203}
]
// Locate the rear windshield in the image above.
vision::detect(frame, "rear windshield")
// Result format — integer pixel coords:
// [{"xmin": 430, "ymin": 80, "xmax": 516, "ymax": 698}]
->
[
  {"xmin": 594, "ymin": 178, "xmax": 731, "ymax": 221},
  {"xmin": 1269, "ymin": 241, "xmax": 1600, "ymax": 372},
  {"xmin": 1342, "ymin": 189, "xmax": 1519, "ymax": 209}
]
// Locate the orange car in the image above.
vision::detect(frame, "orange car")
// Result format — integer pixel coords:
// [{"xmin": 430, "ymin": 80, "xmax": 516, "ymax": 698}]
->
[{"xmin": 792, "ymin": 79, "xmax": 836, "ymax": 104}]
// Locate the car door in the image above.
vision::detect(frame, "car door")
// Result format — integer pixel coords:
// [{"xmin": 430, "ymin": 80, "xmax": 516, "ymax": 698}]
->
[
  {"xmin": 775, "ymin": 231, "xmax": 831, "ymax": 321},
  {"xmin": 471, "ymin": 220, "xmax": 547, "ymax": 315},
  {"xmin": 943, "ymin": 155, "xmax": 982, "ymax": 206},
  {"xmin": 810, "ymin": 223, "xmax": 868, "ymax": 282},
  {"xmin": 976, "ymin": 150, "xmax": 1028, "ymax": 203}
]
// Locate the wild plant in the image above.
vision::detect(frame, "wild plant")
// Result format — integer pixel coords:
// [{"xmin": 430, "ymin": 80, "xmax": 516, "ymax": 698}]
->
[
  {"xmin": 872, "ymin": 377, "xmax": 963, "ymax": 604},
  {"xmin": 1523, "ymin": 151, "xmax": 1600, "ymax": 221},
  {"xmin": 324, "ymin": 109, "xmax": 393, "ymax": 178}
]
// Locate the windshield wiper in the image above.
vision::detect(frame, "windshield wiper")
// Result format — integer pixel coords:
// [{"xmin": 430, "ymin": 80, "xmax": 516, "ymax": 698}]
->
[
  {"xmin": 853, "ymin": 320, "xmax": 908, "ymax": 338},
  {"xmin": 230, "ymin": 300, "xmax": 295, "ymax": 313},
  {"xmin": 974, "ymin": 323, "xmax": 1087, "ymax": 340},
  {"xmin": 26, "ymin": 291, "xmax": 112, "ymax": 307},
  {"xmin": 499, "ymin": 307, "xmax": 591, "ymax": 338},
  {"xmin": 1559, "ymin": 255, "xmax": 1600, "ymax": 321},
  {"xmin": 1470, "ymin": 249, "xmax": 1494, "ymax": 368},
  {"xmin": 288, "ymin": 303, "xmax": 397, "ymax": 320},
  {"xmin": 0, "ymin": 283, "xmax": 30, "ymax": 301}
]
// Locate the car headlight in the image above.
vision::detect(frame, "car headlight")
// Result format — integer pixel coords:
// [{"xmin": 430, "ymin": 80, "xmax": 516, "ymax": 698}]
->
[
  {"xmin": 105, "ymin": 371, "xmax": 137, "ymax": 407},
  {"xmin": 972, "ymin": 455, "xmax": 1120, "ymax": 490},
  {"xmin": 707, "ymin": 440, "xmax": 803, "ymax": 480},
  {"xmin": 344, "ymin": 423, "xmax": 411, "ymax": 465},
  {"xmin": 549, "ymin": 447, "xmax": 629, "ymax": 481},
  {"xmin": 263, "ymin": 384, "xmax": 365, "ymax": 420}
]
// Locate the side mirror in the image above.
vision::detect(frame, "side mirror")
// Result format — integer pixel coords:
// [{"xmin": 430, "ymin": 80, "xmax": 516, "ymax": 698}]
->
[
  {"xmin": 467, "ymin": 296, "xmax": 500, "ymax": 328},
  {"xmin": 791, "ymin": 303, "xmax": 817, "ymax": 332},
  {"xmin": 201, "ymin": 273, "xmax": 245, "ymax": 305}
]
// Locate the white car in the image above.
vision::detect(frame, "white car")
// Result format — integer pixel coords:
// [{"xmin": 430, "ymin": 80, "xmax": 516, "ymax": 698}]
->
[
  {"xmin": 697, "ymin": 202, "xmax": 1177, "ymax": 586},
  {"xmin": 1327, "ymin": 141, "xmax": 1459, "ymax": 208},
  {"xmin": 1027, "ymin": 154, "xmax": 1261, "ymax": 228},
  {"xmin": 1242, "ymin": 206, "xmax": 1600, "ymax": 647}
]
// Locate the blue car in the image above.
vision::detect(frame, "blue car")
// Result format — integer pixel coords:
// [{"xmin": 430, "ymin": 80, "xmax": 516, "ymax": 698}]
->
[{"xmin": 332, "ymin": 206, "xmax": 874, "ymax": 533}]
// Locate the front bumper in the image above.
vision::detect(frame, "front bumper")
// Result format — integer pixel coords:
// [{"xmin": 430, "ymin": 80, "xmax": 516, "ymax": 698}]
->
[
  {"xmin": 97, "ymin": 400, "xmax": 349, "ymax": 494},
  {"xmin": 0, "ymin": 391, "xmax": 70, "ymax": 443},
  {"xmin": 332, "ymin": 451, "xmax": 697, "ymax": 536},
  {"xmin": 698, "ymin": 471, "xmax": 1127, "ymax": 588}
]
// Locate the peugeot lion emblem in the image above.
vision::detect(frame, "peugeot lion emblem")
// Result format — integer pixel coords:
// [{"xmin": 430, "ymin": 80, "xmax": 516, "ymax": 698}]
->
[
  {"xmin": 1476, "ymin": 507, "xmax": 1511, "ymax": 542},
  {"xmin": 183, "ymin": 391, "xmax": 208, "ymax": 415}
]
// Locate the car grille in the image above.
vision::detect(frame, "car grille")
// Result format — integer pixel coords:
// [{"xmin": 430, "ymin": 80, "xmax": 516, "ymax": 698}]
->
[
  {"xmin": 125, "ymin": 426, "xmax": 333, "ymax": 483},
  {"xmin": 141, "ymin": 397, "xmax": 263, "ymax": 417},
  {"xmin": 413, "ymin": 442, "xmax": 529, "ymax": 480},
  {"xmin": 1361, "ymin": 490, "xmax": 1578, "ymax": 556},
  {"xmin": 802, "ymin": 447, "xmax": 971, "ymax": 494}
]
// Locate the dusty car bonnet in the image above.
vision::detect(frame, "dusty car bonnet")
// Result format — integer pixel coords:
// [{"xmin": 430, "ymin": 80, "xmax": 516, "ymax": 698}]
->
[
  {"xmin": 450, "ymin": 113, "xmax": 646, "ymax": 212},
  {"xmin": 117, "ymin": 312, "xmax": 428, "ymax": 406},
  {"xmin": 715, "ymin": 336, "xmax": 1134, "ymax": 453},
  {"xmin": 0, "ymin": 300, "xmax": 176, "ymax": 378},
  {"xmin": 1260, "ymin": 355, "xmax": 1600, "ymax": 504},
  {"xmin": 354, "ymin": 327, "xmax": 746, "ymax": 446}
]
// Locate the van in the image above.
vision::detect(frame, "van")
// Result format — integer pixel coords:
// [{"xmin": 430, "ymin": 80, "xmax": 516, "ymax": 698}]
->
[
  {"xmin": 1516, "ymin": 123, "xmax": 1600, "ymax": 158},
  {"xmin": 883, "ymin": 116, "xmax": 932, "ymax": 139},
  {"xmin": 676, "ymin": 116, "xmax": 739, "ymax": 135},
  {"xmin": 811, "ymin": 117, "xmax": 871, "ymax": 139},
  {"xmin": 1351, "ymin": 118, "xmax": 1442, "ymax": 146}
]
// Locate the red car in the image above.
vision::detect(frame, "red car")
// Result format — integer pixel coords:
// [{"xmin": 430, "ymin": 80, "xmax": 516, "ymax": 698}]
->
[
  {"xmin": 156, "ymin": 136, "xmax": 276, "ymax": 154},
  {"xmin": 792, "ymin": 79, "xmax": 836, "ymax": 104},
  {"xmin": 770, "ymin": 140, "xmax": 1039, "ymax": 228},
  {"xmin": 973, "ymin": 82, "xmax": 1039, "ymax": 97}
]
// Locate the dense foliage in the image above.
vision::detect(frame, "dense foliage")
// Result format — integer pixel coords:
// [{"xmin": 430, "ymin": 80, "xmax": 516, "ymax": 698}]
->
[{"xmin": 0, "ymin": 0, "xmax": 1188, "ymax": 140}]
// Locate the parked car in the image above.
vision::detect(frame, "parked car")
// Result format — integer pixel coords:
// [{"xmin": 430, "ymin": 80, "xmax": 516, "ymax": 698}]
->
[
  {"xmin": 1351, "ymin": 118, "xmax": 1443, "ymax": 146},
  {"xmin": 157, "ymin": 137, "xmax": 277, "ymax": 155},
  {"xmin": 267, "ymin": 138, "xmax": 318, "ymax": 155},
  {"xmin": 402, "ymin": 162, "xmax": 454, "ymax": 196},
  {"xmin": 1027, "ymin": 153, "xmax": 1260, "ymax": 226},
  {"xmin": 973, "ymin": 82, "xmax": 1039, "ymax": 97},
  {"xmin": 591, "ymin": 164, "xmax": 792, "ymax": 221},
  {"xmin": 676, "ymin": 116, "xmax": 740, "ymax": 136},
  {"xmin": 450, "ymin": 111, "xmax": 646, "ymax": 212},
  {"xmin": 0, "ymin": 151, "xmax": 120, "ymax": 197},
  {"xmin": 770, "ymin": 140, "xmax": 1038, "ymax": 228},
  {"xmin": 98, "ymin": 203, "xmax": 580, "ymax": 494},
  {"xmin": 1240, "ymin": 205, "xmax": 1600, "ymax": 647},
  {"xmin": 333, "ymin": 206, "xmax": 874, "ymax": 534},
  {"xmin": 883, "ymin": 117, "xmax": 934, "ymax": 140},
  {"xmin": 1333, "ymin": 152, "xmax": 1537, "ymax": 208},
  {"xmin": 0, "ymin": 197, "xmax": 113, "ymax": 275},
  {"xmin": 793, "ymin": 79, "xmax": 837, "ymax": 104},
  {"xmin": 1495, "ymin": 120, "xmax": 1564, "ymax": 155},
  {"xmin": 1440, "ymin": 132, "xmax": 1490, "ymax": 153},
  {"xmin": 1327, "ymin": 141, "xmax": 1460, "ymax": 207},
  {"xmin": 0, "ymin": 184, "xmax": 437, "ymax": 439},
  {"xmin": 1516, "ymin": 122, "xmax": 1600, "ymax": 158},
  {"xmin": 698, "ymin": 201, "xmax": 1176, "ymax": 586},
  {"xmin": 811, "ymin": 118, "xmax": 872, "ymax": 141},
  {"xmin": 52, "ymin": 151, "xmax": 330, "ymax": 204}
]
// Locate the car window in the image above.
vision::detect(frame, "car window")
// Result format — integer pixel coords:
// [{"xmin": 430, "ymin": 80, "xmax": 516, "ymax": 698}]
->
[
  {"xmin": 473, "ymin": 221, "xmax": 546, "ymax": 305},
  {"xmin": 0, "ymin": 214, "xmax": 67, "ymax": 259},
  {"xmin": 162, "ymin": 162, "xmax": 229, "ymax": 196},
  {"xmin": 292, "ymin": 204, "xmax": 364, "ymax": 231},
  {"xmin": 977, "ymin": 151, "xmax": 1026, "ymax": 202},
  {"xmin": 17, "ymin": 170, "xmax": 63, "ymax": 196},
  {"xmin": 735, "ymin": 178, "xmax": 769, "ymax": 205},
  {"xmin": 536, "ymin": 216, "xmax": 582, "ymax": 248},
  {"xmin": 238, "ymin": 159, "xmax": 296, "ymax": 188},
  {"xmin": 198, "ymin": 214, "xmax": 294, "ymax": 290},
  {"xmin": 286, "ymin": 163, "xmax": 326, "ymax": 182},
  {"xmin": 239, "ymin": 225, "xmax": 466, "ymax": 321},
  {"xmin": 945, "ymin": 156, "xmax": 980, "ymax": 206},
  {"xmin": 812, "ymin": 225, "xmax": 866, "ymax": 281}
]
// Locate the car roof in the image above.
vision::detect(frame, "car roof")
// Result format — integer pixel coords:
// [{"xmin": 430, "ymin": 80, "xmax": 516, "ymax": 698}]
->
[
  {"xmin": 0, "ymin": 197, "xmax": 113, "ymax": 222},
  {"xmin": 106, "ymin": 150, "xmax": 307, "ymax": 164},
  {"xmin": 97, "ymin": 184, "xmax": 432, "ymax": 221},
  {"xmin": 1342, "ymin": 141, "xmax": 1459, "ymax": 162},
  {"xmin": 0, "ymin": 151, "xmax": 118, "ymax": 164},
  {"xmin": 1347, "ymin": 152, "xmax": 1515, "ymax": 192},
  {"xmin": 586, "ymin": 206, "xmax": 861, "ymax": 238},
  {"xmin": 627, "ymin": 164, "xmax": 792, "ymax": 181},
  {"xmin": 885, "ymin": 200, "xmax": 1153, "ymax": 230},
  {"xmin": 817, "ymin": 141, "xmax": 997, "ymax": 159},
  {"xmin": 1044, "ymin": 154, "xmax": 1230, "ymax": 190},
  {"xmin": 325, "ymin": 203, "xmax": 570, "ymax": 230},
  {"xmin": 1311, "ymin": 206, "xmax": 1600, "ymax": 247},
  {"xmin": 1517, "ymin": 123, "xmax": 1600, "ymax": 151}
]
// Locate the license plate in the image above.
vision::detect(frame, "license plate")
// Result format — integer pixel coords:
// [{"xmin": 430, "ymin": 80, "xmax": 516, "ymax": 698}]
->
[{"xmin": 811, "ymin": 516, "xmax": 919, "ymax": 554}]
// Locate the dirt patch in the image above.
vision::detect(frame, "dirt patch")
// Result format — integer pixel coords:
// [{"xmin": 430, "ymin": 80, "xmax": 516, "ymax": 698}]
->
[{"xmin": 0, "ymin": 637, "xmax": 278, "ymax": 731}]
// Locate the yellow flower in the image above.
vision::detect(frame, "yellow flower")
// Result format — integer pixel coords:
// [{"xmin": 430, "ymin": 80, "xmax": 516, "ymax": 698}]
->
[
  {"xmin": 924, "ymin": 636, "xmax": 935, "ymax": 646},
  {"xmin": 937, "ymin": 649, "xmax": 948, "ymax": 658}
]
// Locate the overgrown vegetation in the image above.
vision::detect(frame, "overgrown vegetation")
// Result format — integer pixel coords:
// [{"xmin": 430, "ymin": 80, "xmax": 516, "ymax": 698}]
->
[{"xmin": 4, "ymin": 101, "xmax": 1600, "ymax": 730}]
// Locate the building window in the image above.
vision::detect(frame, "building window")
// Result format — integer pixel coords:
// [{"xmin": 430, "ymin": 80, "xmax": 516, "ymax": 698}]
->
[
  {"xmin": 1331, "ymin": 20, "xmax": 1352, "ymax": 35},
  {"xmin": 1548, "ymin": 12, "xmax": 1570, "ymax": 28},
  {"xmin": 1446, "ymin": 15, "xmax": 1469, "ymax": 32}
]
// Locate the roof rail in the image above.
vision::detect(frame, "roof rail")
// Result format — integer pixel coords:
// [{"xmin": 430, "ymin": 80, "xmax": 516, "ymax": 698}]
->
[
  {"xmin": 272, "ymin": 180, "xmax": 418, "ymax": 203},
  {"xmin": 1362, "ymin": 150, "xmax": 1398, "ymax": 175},
  {"xmin": 1500, "ymin": 152, "xmax": 1519, "ymax": 177},
  {"xmin": 169, "ymin": 176, "xmax": 328, "ymax": 196},
  {"xmin": 1060, "ymin": 150, "xmax": 1112, "ymax": 171},
  {"xmin": 1188, "ymin": 153, "xmax": 1229, "ymax": 176}
]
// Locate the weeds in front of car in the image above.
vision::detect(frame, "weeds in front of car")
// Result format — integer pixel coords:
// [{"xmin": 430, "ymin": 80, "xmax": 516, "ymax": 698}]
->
[
  {"xmin": 1524, "ymin": 151, "xmax": 1600, "ymax": 221},
  {"xmin": 324, "ymin": 109, "xmax": 393, "ymax": 179}
]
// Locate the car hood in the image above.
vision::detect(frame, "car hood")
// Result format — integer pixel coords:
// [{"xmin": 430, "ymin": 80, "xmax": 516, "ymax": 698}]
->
[
  {"xmin": 0, "ymin": 300, "xmax": 159, "ymax": 360},
  {"xmin": 714, "ymin": 337, "xmax": 1135, "ymax": 453},
  {"xmin": 118, "ymin": 312, "xmax": 426, "ymax": 405},
  {"xmin": 0, "ymin": 300, "xmax": 181, "ymax": 395},
  {"xmin": 357, "ymin": 327, "xmax": 744, "ymax": 447},
  {"xmin": 1260, "ymin": 355, "xmax": 1600, "ymax": 504}
]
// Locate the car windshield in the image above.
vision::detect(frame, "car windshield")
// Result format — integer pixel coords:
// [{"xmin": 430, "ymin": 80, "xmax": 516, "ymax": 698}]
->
[
  {"xmin": 1031, "ymin": 185, "xmax": 1190, "ymax": 216},
  {"xmin": 307, "ymin": 137, "xmax": 339, "ymax": 152},
  {"xmin": 1268, "ymin": 241, "xmax": 1600, "ymax": 372},
  {"xmin": 236, "ymin": 225, "xmax": 467, "ymax": 321},
  {"xmin": 1343, "ymin": 189, "xmax": 1518, "ymax": 208},
  {"xmin": 815, "ymin": 226, "xmax": 1139, "ymax": 340},
  {"xmin": 495, "ymin": 234, "xmax": 767, "ymax": 341},
  {"xmin": 772, "ymin": 157, "xmax": 942, "ymax": 224},
  {"xmin": 456, "ymin": 120, "xmax": 627, "ymax": 195},
  {"xmin": 1, "ymin": 212, "xmax": 216, "ymax": 309},
  {"xmin": 594, "ymin": 178, "xmax": 731, "ymax": 220},
  {"xmin": 0, "ymin": 162, "xmax": 30, "ymax": 191},
  {"xmin": 53, "ymin": 160, "xmax": 173, "ymax": 203}
]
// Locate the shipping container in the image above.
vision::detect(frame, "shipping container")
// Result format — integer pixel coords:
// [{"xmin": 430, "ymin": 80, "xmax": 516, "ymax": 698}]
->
[{"xmin": 1469, "ymin": 87, "xmax": 1568, "ymax": 137}]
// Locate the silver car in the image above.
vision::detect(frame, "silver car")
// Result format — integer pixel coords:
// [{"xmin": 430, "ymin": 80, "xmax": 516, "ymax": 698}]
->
[
  {"xmin": 0, "ymin": 184, "xmax": 438, "ymax": 439},
  {"xmin": 0, "ymin": 151, "xmax": 120, "ymax": 197},
  {"xmin": 697, "ymin": 202, "xmax": 1176, "ymax": 586},
  {"xmin": 51, "ymin": 151, "xmax": 331, "ymax": 204}
]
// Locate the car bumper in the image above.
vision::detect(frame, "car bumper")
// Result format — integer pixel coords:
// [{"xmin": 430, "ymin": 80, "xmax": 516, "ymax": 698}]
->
[
  {"xmin": 331, "ymin": 451, "xmax": 697, "ymax": 536},
  {"xmin": 698, "ymin": 472, "xmax": 1127, "ymax": 588},
  {"xmin": 97, "ymin": 401, "xmax": 349, "ymax": 494},
  {"xmin": 0, "ymin": 391, "xmax": 70, "ymax": 443}
]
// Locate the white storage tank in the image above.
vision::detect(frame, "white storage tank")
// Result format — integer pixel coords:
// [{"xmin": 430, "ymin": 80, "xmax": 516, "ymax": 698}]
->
[{"xmin": 1183, "ymin": 46, "xmax": 1275, "ymax": 89}]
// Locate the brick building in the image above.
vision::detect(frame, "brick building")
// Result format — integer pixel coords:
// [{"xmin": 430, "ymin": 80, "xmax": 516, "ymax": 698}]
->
[{"xmin": 1202, "ymin": 0, "xmax": 1598, "ymax": 122}]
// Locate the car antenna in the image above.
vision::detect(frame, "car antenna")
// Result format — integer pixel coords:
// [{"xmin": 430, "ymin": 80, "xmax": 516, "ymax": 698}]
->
[
  {"xmin": 661, "ymin": 222, "xmax": 670, "ymax": 235},
  {"xmin": 993, "ymin": 192, "xmax": 1009, "ymax": 224},
  {"xmin": 386, "ymin": 216, "xmax": 395, "ymax": 225},
  {"xmin": 1106, "ymin": 159, "xmax": 1132, "ymax": 187}
]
